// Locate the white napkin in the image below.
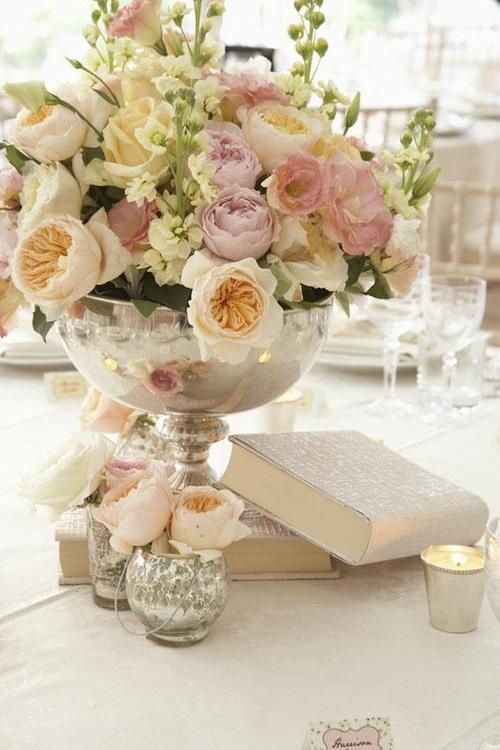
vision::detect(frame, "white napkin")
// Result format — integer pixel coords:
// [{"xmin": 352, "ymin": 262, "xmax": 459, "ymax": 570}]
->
[
  {"xmin": 323, "ymin": 318, "xmax": 416, "ymax": 359},
  {"xmin": 439, "ymin": 711, "xmax": 500, "ymax": 749},
  {"xmin": 0, "ymin": 328, "xmax": 66, "ymax": 360}
]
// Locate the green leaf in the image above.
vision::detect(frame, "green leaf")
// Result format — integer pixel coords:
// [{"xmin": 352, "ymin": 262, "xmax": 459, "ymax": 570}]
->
[
  {"xmin": 91, "ymin": 87, "xmax": 117, "ymax": 106},
  {"xmin": 336, "ymin": 291, "xmax": 350, "ymax": 317},
  {"xmin": 32, "ymin": 306, "xmax": 54, "ymax": 342},
  {"xmin": 142, "ymin": 273, "xmax": 191, "ymax": 312},
  {"xmin": 360, "ymin": 150, "xmax": 375, "ymax": 161},
  {"xmin": 343, "ymin": 91, "xmax": 361, "ymax": 135},
  {"xmin": 365, "ymin": 270, "xmax": 392, "ymax": 300},
  {"xmin": 268, "ymin": 262, "xmax": 292, "ymax": 299},
  {"xmin": 131, "ymin": 298, "xmax": 159, "ymax": 318},
  {"xmin": 411, "ymin": 166, "xmax": 441, "ymax": 202},
  {"xmin": 346, "ymin": 255, "xmax": 369, "ymax": 287},
  {"xmin": 0, "ymin": 143, "xmax": 28, "ymax": 173},
  {"xmin": 82, "ymin": 145, "xmax": 105, "ymax": 165},
  {"xmin": 82, "ymin": 297, "xmax": 113, "ymax": 316}
]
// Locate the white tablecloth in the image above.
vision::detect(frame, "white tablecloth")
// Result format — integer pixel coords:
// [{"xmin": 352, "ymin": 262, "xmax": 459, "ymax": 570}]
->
[{"xmin": 1, "ymin": 362, "xmax": 500, "ymax": 750}]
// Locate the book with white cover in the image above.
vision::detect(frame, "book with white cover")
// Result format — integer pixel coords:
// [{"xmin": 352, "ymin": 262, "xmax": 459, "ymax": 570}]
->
[{"xmin": 221, "ymin": 431, "xmax": 489, "ymax": 566}]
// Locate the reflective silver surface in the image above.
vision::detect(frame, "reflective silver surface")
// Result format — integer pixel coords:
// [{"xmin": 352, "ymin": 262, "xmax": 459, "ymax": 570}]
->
[
  {"xmin": 126, "ymin": 549, "xmax": 231, "ymax": 646},
  {"xmin": 58, "ymin": 297, "xmax": 331, "ymax": 416}
]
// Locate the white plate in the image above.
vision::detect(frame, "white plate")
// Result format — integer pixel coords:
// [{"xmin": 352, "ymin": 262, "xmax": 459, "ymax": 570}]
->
[
  {"xmin": 317, "ymin": 349, "xmax": 417, "ymax": 372},
  {"xmin": 0, "ymin": 351, "xmax": 70, "ymax": 368}
]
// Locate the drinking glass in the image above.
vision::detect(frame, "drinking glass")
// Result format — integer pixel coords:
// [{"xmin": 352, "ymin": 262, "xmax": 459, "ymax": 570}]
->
[
  {"xmin": 423, "ymin": 276, "xmax": 486, "ymax": 409},
  {"xmin": 364, "ymin": 254, "xmax": 429, "ymax": 417},
  {"xmin": 485, "ymin": 516, "xmax": 500, "ymax": 622}
]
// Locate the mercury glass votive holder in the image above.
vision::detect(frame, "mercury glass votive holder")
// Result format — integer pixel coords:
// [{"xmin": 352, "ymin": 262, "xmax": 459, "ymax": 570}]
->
[
  {"xmin": 421, "ymin": 545, "xmax": 485, "ymax": 633},
  {"xmin": 485, "ymin": 517, "xmax": 500, "ymax": 621},
  {"xmin": 87, "ymin": 508, "xmax": 130, "ymax": 610}
]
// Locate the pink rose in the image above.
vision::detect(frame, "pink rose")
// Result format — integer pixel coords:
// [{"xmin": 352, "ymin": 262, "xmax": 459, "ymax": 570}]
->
[
  {"xmin": 93, "ymin": 462, "xmax": 174, "ymax": 554},
  {"xmin": 0, "ymin": 210, "xmax": 18, "ymax": 279},
  {"xmin": 105, "ymin": 456, "xmax": 173, "ymax": 489},
  {"xmin": 107, "ymin": 0, "xmax": 161, "ymax": 46},
  {"xmin": 80, "ymin": 387, "xmax": 138, "ymax": 434},
  {"xmin": 0, "ymin": 157, "xmax": 22, "ymax": 209},
  {"xmin": 322, "ymin": 153, "xmax": 393, "ymax": 255},
  {"xmin": 265, "ymin": 152, "xmax": 325, "ymax": 217},
  {"xmin": 199, "ymin": 186, "xmax": 276, "ymax": 261},
  {"xmin": 146, "ymin": 365, "xmax": 185, "ymax": 396},
  {"xmin": 207, "ymin": 127, "xmax": 261, "ymax": 190},
  {"xmin": 219, "ymin": 71, "xmax": 288, "ymax": 121},
  {"xmin": 107, "ymin": 198, "xmax": 157, "ymax": 262}
]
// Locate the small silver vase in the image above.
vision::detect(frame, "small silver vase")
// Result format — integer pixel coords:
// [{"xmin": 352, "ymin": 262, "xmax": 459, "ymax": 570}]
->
[
  {"xmin": 87, "ymin": 508, "xmax": 130, "ymax": 610},
  {"xmin": 125, "ymin": 548, "xmax": 231, "ymax": 646}
]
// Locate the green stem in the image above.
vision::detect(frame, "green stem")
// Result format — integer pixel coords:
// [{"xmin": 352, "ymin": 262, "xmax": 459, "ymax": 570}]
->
[
  {"xmin": 66, "ymin": 58, "xmax": 120, "ymax": 106},
  {"xmin": 191, "ymin": 0, "xmax": 203, "ymax": 67},
  {"xmin": 174, "ymin": 119, "xmax": 186, "ymax": 219},
  {"xmin": 47, "ymin": 94, "xmax": 103, "ymax": 142}
]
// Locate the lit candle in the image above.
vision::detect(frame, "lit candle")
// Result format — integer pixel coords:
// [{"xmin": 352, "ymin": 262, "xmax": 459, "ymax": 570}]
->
[{"xmin": 421, "ymin": 545, "xmax": 485, "ymax": 633}]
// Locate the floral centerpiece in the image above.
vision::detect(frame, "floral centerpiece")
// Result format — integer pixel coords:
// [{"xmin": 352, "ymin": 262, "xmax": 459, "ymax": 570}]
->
[{"xmin": 0, "ymin": 0, "xmax": 439, "ymax": 363}]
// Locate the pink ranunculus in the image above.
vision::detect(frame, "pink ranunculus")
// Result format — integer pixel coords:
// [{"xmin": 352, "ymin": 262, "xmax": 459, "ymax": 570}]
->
[
  {"xmin": 322, "ymin": 153, "xmax": 393, "ymax": 256},
  {"xmin": 107, "ymin": 0, "xmax": 161, "ymax": 46},
  {"xmin": 199, "ymin": 186, "xmax": 277, "ymax": 262},
  {"xmin": 146, "ymin": 366, "xmax": 185, "ymax": 397},
  {"xmin": 207, "ymin": 127, "xmax": 261, "ymax": 190},
  {"xmin": 104, "ymin": 456, "xmax": 174, "ymax": 490},
  {"xmin": 93, "ymin": 462, "xmax": 174, "ymax": 554},
  {"xmin": 0, "ymin": 211, "xmax": 18, "ymax": 279},
  {"xmin": 107, "ymin": 197, "xmax": 157, "ymax": 262},
  {"xmin": 265, "ymin": 152, "xmax": 326, "ymax": 217},
  {"xmin": 219, "ymin": 70, "xmax": 289, "ymax": 121},
  {"xmin": 80, "ymin": 387, "xmax": 139, "ymax": 434},
  {"xmin": 0, "ymin": 157, "xmax": 22, "ymax": 209}
]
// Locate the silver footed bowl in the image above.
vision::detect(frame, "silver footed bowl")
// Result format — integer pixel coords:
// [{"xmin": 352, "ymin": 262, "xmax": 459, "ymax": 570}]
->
[{"xmin": 58, "ymin": 296, "xmax": 331, "ymax": 488}]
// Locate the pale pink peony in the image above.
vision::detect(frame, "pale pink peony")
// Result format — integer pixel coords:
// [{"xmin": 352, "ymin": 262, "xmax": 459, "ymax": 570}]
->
[
  {"xmin": 146, "ymin": 366, "xmax": 185, "ymax": 396},
  {"xmin": 219, "ymin": 70, "xmax": 288, "ymax": 121},
  {"xmin": 107, "ymin": 197, "xmax": 157, "ymax": 262},
  {"xmin": 207, "ymin": 128, "xmax": 261, "ymax": 190},
  {"xmin": 80, "ymin": 388, "xmax": 138, "ymax": 434},
  {"xmin": 199, "ymin": 186, "xmax": 276, "ymax": 261},
  {"xmin": 107, "ymin": 0, "xmax": 161, "ymax": 46},
  {"xmin": 322, "ymin": 153, "xmax": 393, "ymax": 256},
  {"xmin": 93, "ymin": 462, "xmax": 174, "ymax": 554},
  {"xmin": 170, "ymin": 485, "xmax": 250, "ymax": 557},
  {"xmin": 265, "ymin": 152, "xmax": 325, "ymax": 217},
  {"xmin": 104, "ymin": 456, "xmax": 174, "ymax": 489},
  {"xmin": 0, "ymin": 157, "xmax": 22, "ymax": 209},
  {"xmin": 0, "ymin": 210, "xmax": 18, "ymax": 279}
]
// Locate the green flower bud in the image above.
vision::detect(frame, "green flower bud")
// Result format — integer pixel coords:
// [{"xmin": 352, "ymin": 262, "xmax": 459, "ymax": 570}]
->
[
  {"xmin": 288, "ymin": 23, "xmax": 303, "ymax": 41},
  {"xmin": 425, "ymin": 115, "xmax": 436, "ymax": 130},
  {"xmin": 315, "ymin": 37, "xmax": 328, "ymax": 56},
  {"xmin": 91, "ymin": 8, "xmax": 101, "ymax": 22},
  {"xmin": 297, "ymin": 39, "xmax": 314, "ymax": 56},
  {"xmin": 3, "ymin": 80, "xmax": 50, "ymax": 111},
  {"xmin": 294, "ymin": 0, "xmax": 305, "ymax": 10},
  {"xmin": 400, "ymin": 131, "xmax": 412, "ymax": 147},
  {"xmin": 291, "ymin": 61, "xmax": 305, "ymax": 76},
  {"xmin": 310, "ymin": 10, "xmax": 325, "ymax": 27},
  {"xmin": 207, "ymin": 1, "xmax": 224, "ymax": 17}
]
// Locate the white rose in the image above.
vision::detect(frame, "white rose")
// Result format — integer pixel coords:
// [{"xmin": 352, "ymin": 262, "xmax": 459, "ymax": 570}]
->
[
  {"xmin": 371, "ymin": 215, "xmax": 421, "ymax": 295},
  {"xmin": 11, "ymin": 210, "xmax": 132, "ymax": 320},
  {"xmin": 19, "ymin": 432, "xmax": 114, "ymax": 520},
  {"xmin": 85, "ymin": 97, "xmax": 171, "ymax": 188},
  {"xmin": 239, "ymin": 102, "xmax": 325, "ymax": 173},
  {"xmin": 169, "ymin": 485, "xmax": 251, "ymax": 561},
  {"xmin": 19, "ymin": 163, "xmax": 82, "ymax": 232},
  {"xmin": 271, "ymin": 216, "xmax": 348, "ymax": 293},
  {"xmin": 185, "ymin": 253, "xmax": 284, "ymax": 364},
  {"xmin": 8, "ymin": 98, "xmax": 87, "ymax": 164}
]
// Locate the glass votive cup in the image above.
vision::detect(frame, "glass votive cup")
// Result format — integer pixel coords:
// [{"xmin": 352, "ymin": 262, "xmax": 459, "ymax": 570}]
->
[
  {"xmin": 421, "ymin": 545, "xmax": 485, "ymax": 633},
  {"xmin": 254, "ymin": 388, "xmax": 302, "ymax": 433},
  {"xmin": 485, "ymin": 517, "xmax": 500, "ymax": 621}
]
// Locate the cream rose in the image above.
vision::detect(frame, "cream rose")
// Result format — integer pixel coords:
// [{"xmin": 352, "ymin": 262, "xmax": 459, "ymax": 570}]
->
[
  {"xmin": 370, "ymin": 215, "xmax": 421, "ymax": 295},
  {"xmin": 0, "ymin": 278, "xmax": 24, "ymax": 336},
  {"xmin": 86, "ymin": 97, "xmax": 170, "ymax": 187},
  {"xmin": 19, "ymin": 432, "xmax": 114, "ymax": 520},
  {"xmin": 169, "ymin": 485, "xmax": 250, "ymax": 560},
  {"xmin": 239, "ymin": 102, "xmax": 325, "ymax": 173},
  {"xmin": 8, "ymin": 102, "xmax": 87, "ymax": 164},
  {"xmin": 271, "ymin": 215, "xmax": 348, "ymax": 293},
  {"xmin": 93, "ymin": 462, "xmax": 174, "ymax": 555},
  {"xmin": 11, "ymin": 211, "xmax": 132, "ymax": 319},
  {"xmin": 80, "ymin": 388, "xmax": 139, "ymax": 434},
  {"xmin": 183, "ymin": 253, "xmax": 284, "ymax": 364},
  {"xmin": 19, "ymin": 163, "xmax": 82, "ymax": 232}
]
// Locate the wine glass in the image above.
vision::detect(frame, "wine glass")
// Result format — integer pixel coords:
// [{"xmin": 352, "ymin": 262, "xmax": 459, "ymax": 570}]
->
[
  {"xmin": 364, "ymin": 253, "xmax": 429, "ymax": 418},
  {"xmin": 423, "ymin": 276, "xmax": 486, "ymax": 409}
]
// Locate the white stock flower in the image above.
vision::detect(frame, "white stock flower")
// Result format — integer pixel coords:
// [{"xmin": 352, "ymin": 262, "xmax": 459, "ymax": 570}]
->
[
  {"xmin": 148, "ymin": 212, "xmax": 202, "ymax": 260},
  {"xmin": 142, "ymin": 250, "xmax": 187, "ymax": 285},
  {"xmin": 19, "ymin": 432, "xmax": 114, "ymax": 520},
  {"xmin": 186, "ymin": 152, "xmax": 217, "ymax": 205},
  {"xmin": 184, "ymin": 254, "xmax": 284, "ymax": 364},
  {"xmin": 125, "ymin": 173, "xmax": 158, "ymax": 205},
  {"xmin": 275, "ymin": 73, "xmax": 312, "ymax": 108},
  {"xmin": 194, "ymin": 76, "xmax": 223, "ymax": 116},
  {"xmin": 136, "ymin": 113, "xmax": 172, "ymax": 154},
  {"xmin": 19, "ymin": 163, "xmax": 82, "ymax": 232}
]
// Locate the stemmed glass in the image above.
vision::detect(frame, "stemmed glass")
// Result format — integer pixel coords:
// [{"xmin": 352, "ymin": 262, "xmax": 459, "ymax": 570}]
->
[
  {"xmin": 364, "ymin": 254, "xmax": 429, "ymax": 418},
  {"xmin": 423, "ymin": 276, "xmax": 487, "ymax": 409}
]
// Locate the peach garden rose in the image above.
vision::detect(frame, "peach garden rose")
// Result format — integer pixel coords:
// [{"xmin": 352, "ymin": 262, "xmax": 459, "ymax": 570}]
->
[{"xmin": 265, "ymin": 151, "xmax": 325, "ymax": 217}]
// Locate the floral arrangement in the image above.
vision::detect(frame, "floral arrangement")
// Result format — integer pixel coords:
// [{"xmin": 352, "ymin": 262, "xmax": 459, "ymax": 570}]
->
[
  {"xmin": 20, "ymin": 433, "xmax": 250, "ymax": 559},
  {"xmin": 0, "ymin": 0, "xmax": 439, "ymax": 363}
]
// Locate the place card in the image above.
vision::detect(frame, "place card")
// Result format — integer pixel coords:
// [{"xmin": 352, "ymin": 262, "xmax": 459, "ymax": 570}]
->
[
  {"xmin": 44, "ymin": 372, "xmax": 87, "ymax": 402},
  {"xmin": 303, "ymin": 717, "xmax": 393, "ymax": 750}
]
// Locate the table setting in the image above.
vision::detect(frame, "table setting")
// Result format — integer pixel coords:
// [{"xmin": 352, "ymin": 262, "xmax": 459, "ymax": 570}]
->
[{"xmin": 1, "ymin": 0, "xmax": 500, "ymax": 748}]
